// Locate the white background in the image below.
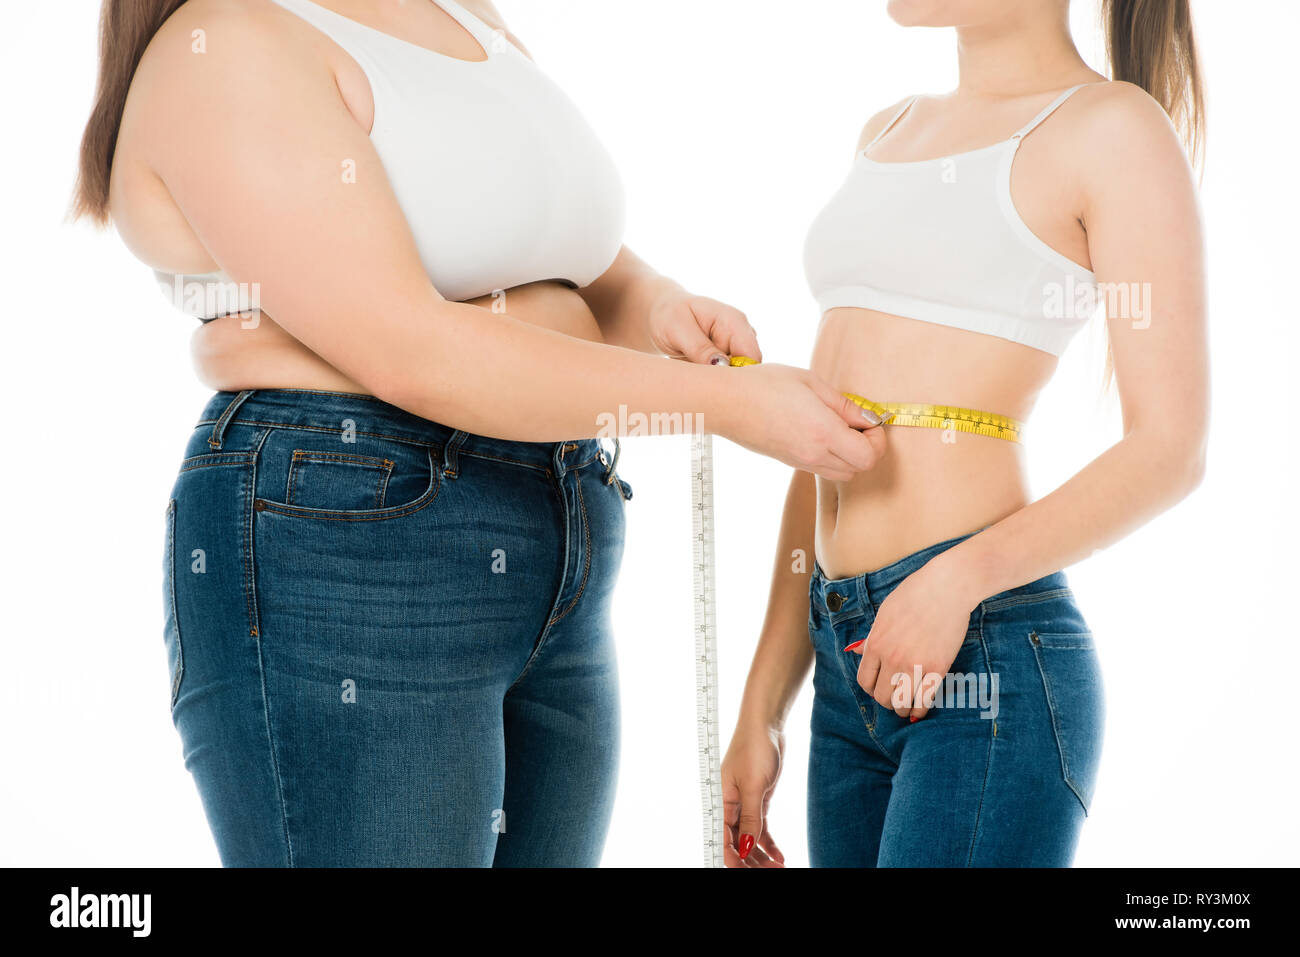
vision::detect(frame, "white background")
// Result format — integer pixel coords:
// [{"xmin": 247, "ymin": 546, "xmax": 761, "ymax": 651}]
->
[{"xmin": 1, "ymin": 1, "xmax": 1297, "ymax": 867}]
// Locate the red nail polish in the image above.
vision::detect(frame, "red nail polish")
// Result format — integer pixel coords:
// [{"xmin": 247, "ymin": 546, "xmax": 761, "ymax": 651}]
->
[
  {"xmin": 738, "ymin": 834, "xmax": 755, "ymax": 860},
  {"xmin": 909, "ymin": 716, "xmax": 919, "ymax": 723},
  {"xmin": 843, "ymin": 639, "xmax": 865, "ymax": 653}
]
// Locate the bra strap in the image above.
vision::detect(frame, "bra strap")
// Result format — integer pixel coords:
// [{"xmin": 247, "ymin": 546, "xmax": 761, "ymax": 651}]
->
[
  {"xmin": 1011, "ymin": 84, "xmax": 1090, "ymax": 141},
  {"xmin": 864, "ymin": 95, "xmax": 920, "ymax": 150}
]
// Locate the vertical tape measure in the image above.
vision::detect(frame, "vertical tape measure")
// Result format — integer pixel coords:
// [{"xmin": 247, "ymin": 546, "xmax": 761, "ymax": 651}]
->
[{"xmin": 690, "ymin": 428, "xmax": 724, "ymax": 867}]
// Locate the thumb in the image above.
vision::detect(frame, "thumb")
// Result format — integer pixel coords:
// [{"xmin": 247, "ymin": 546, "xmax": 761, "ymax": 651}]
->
[
  {"xmin": 809, "ymin": 379, "xmax": 887, "ymax": 430},
  {"xmin": 834, "ymin": 393, "xmax": 886, "ymax": 430},
  {"xmin": 736, "ymin": 782, "xmax": 767, "ymax": 862},
  {"xmin": 672, "ymin": 316, "xmax": 729, "ymax": 366}
]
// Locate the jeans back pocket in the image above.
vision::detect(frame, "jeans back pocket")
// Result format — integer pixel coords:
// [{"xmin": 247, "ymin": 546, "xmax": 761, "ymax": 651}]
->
[{"xmin": 1028, "ymin": 630, "xmax": 1105, "ymax": 814}]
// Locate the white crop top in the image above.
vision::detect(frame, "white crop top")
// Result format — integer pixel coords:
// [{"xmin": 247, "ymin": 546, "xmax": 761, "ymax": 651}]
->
[
  {"xmin": 157, "ymin": 0, "xmax": 625, "ymax": 320},
  {"xmin": 803, "ymin": 85, "xmax": 1099, "ymax": 356}
]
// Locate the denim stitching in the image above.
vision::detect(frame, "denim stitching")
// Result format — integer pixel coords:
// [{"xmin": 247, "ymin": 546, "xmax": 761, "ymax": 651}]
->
[
  {"xmin": 252, "ymin": 606, "xmax": 294, "ymax": 866},
  {"xmin": 196, "ymin": 419, "xmax": 566, "ymax": 473},
  {"xmin": 180, "ymin": 452, "xmax": 257, "ymax": 472},
  {"xmin": 284, "ymin": 452, "xmax": 394, "ymax": 508},
  {"xmin": 506, "ymin": 473, "xmax": 571, "ymax": 693},
  {"xmin": 208, "ymin": 391, "xmax": 255, "ymax": 449},
  {"xmin": 831, "ymin": 637, "xmax": 900, "ymax": 765},
  {"xmin": 254, "ymin": 449, "xmax": 440, "ymax": 522},
  {"xmin": 196, "ymin": 419, "xmax": 441, "ymax": 449},
  {"xmin": 1027, "ymin": 630, "xmax": 1091, "ymax": 815},
  {"xmin": 548, "ymin": 476, "xmax": 592, "ymax": 626},
  {"xmin": 242, "ymin": 429, "xmax": 270, "ymax": 637},
  {"xmin": 458, "ymin": 450, "xmax": 552, "ymax": 475},
  {"xmin": 964, "ymin": 607, "xmax": 997, "ymax": 866},
  {"xmin": 979, "ymin": 587, "xmax": 1072, "ymax": 614},
  {"xmin": 165, "ymin": 499, "xmax": 184, "ymax": 707}
]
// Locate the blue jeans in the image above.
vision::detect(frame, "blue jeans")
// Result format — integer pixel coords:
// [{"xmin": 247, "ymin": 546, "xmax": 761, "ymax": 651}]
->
[
  {"xmin": 806, "ymin": 533, "xmax": 1105, "ymax": 867},
  {"xmin": 162, "ymin": 390, "xmax": 631, "ymax": 866}
]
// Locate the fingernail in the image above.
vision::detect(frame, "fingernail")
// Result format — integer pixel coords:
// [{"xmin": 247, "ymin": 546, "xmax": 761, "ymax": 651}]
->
[
  {"xmin": 882, "ymin": 412, "xmax": 898, "ymax": 424},
  {"xmin": 738, "ymin": 834, "xmax": 755, "ymax": 860},
  {"xmin": 709, "ymin": 354, "xmax": 728, "ymax": 366},
  {"xmin": 843, "ymin": 639, "xmax": 865, "ymax": 653},
  {"xmin": 861, "ymin": 409, "xmax": 882, "ymax": 426},
  {"xmin": 909, "ymin": 716, "xmax": 919, "ymax": 723}
]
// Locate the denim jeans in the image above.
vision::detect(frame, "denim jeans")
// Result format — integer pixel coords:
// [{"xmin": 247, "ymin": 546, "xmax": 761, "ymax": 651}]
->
[
  {"xmin": 806, "ymin": 533, "xmax": 1105, "ymax": 867},
  {"xmin": 162, "ymin": 390, "xmax": 631, "ymax": 866}
]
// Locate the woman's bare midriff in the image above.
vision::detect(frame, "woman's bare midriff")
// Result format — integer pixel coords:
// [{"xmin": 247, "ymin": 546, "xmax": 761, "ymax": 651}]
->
[
  {"xmin": 810, "ymin": 307, "xmax": 1059, "ymax": 578},
  {"xmin": 191, "ymin": 280, "xmax": 605, "ymax": 394}
]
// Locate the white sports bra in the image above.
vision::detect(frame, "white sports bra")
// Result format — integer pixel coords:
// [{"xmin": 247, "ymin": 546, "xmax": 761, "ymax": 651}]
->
[
  {"xmin": 157, "ymin": 0, "xmax": 625, "ymax": 321},
  {"xmin": 803, "ymin": 85, "xmax": 1099, "ymax": 356}
]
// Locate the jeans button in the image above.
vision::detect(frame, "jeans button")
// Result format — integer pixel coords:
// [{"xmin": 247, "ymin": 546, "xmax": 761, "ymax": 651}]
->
[{"xmin": 826, "ymin": 592, "xmax": 845, "ymax": 612}]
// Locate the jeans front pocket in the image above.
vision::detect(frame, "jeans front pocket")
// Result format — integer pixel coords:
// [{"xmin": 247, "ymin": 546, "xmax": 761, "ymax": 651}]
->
[
  {"xmin": 162, "ymin": 498, "xmax": 184, "ymax": 708},
  {"xmin": 1027, "ymin": 630, "xmax": 1105, "ymax": 814},
  {"xmin": 286, "ymin": 450, "xmax": 395, "ymax": 509},
  {"xmin": 253, "ymin": 428, "xmax": 440, "ymax": 522}
]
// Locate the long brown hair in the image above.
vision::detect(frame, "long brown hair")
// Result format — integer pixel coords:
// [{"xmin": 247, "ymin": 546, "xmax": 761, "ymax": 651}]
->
[
  {"xmin": 1103, "ymin": 0, "xmax": 1205, "ymax": 167},
  {"xmin": 72, "ymin": 0, "xmax": 189, "ymax": 226}
]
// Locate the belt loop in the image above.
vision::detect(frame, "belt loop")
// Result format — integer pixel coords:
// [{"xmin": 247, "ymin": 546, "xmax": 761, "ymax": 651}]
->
[
  {"xmin": 208, "ymin": 390, "xmax": 255, "ymax": 450},
  {"xmin": 603, "ymin": 437, "xmax": 622, "ymax": 485},
  {"xmin": 857, "ymin": 573, "xmax": 873, "ymax": 614},
  {"xmin": 441, "ymin": 430, "xmax": 470, "ymax": 479}
]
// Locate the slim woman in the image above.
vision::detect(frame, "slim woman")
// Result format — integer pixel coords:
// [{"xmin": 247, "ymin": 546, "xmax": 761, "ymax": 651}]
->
[
  {"xmin": 74, "ymin": 0, "xmax": 885, "ymax": 867},
  {"xmin": 723, "ymin": 0, "xmax": 1207, "ymax": 867}
]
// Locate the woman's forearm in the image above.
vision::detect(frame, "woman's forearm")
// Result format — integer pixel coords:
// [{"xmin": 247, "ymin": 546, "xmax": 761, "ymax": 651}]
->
[
  {"xmin": 578, "ymin": 246, "xmax": 683, "ymax": 354},
  {"xmin": 736, "ymin": 469, "xmax": 819, "ymax": 731},
  {"xmin": 375, "ymin": 293, "xmax": 718, "ymax": 442},
  {"xmin": 928, "ymin": 425, "xmax": 1208, "ymax": 608}
]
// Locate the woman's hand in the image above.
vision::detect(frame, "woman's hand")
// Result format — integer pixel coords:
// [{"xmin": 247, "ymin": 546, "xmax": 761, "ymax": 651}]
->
[
  {"xmin": 721, "ymin": 723, "xmax": 786, "ymax": 868},
  {"xmin": 847, "ymin": 555, "xmax": 981, "ymax": 720},
  {"xmin": 648, "ymin": 291, "xmax": 762, "ymax": 366},
  {"xmin": 718, "ymin": 363, "xmax": 890, "ymax": 482}
]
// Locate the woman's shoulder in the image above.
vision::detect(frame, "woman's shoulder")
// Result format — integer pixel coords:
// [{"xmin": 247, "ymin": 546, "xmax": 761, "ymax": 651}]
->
[
  {"xmin": 854, "ymin": 94, "xmax": 920, "ymax": 153},
  {"xmin": 1061, "ymin": 80, "xmax": 1195, "ymax": 179},
  {"xmin": 133, "ymin": 0, "xmax": 321, "ymax": 93}
]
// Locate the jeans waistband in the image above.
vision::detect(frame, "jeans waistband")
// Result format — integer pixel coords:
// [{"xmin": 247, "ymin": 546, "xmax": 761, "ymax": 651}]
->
[
  {"xmin": 811, "ymin": 528, "xmax": 1069, "ymax": 614},
  {"xmin": 197, "ymin": 389, "xmax": 617, "ymax": 479}
]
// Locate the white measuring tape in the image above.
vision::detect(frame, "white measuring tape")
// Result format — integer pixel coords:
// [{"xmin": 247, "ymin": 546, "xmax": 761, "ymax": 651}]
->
[{"xmin": 690, "ymin": 430, "xmax": 725, "ymax": 868}]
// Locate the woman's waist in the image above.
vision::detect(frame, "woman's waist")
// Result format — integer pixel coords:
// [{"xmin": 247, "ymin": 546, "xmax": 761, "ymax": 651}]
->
[
  {"xmin": 191, "ymin": 280, "xmax": 604, "ymax": 394},
  {"xmin": 811, "ymin": 307, "xmax": 1057, "ymax": 425},
  {"xmin": 816, "ymin": 437, "xmax": 1030, "ymax": 577}
]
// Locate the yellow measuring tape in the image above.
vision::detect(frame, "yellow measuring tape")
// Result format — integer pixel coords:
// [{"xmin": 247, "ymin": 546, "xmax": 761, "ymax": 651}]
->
[{"xmin": 726, "ymin": 356, "xmax": 1022, "ymax": 443}]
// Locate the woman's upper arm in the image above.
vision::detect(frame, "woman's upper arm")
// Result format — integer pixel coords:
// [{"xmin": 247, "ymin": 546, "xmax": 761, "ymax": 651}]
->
[
  {"xmin": 1079, "ymin": 83, "xmax": 1209, "ymax": 458},
  {"xmin": 137, "ymin": 5, "xmax": 443, "ymax": 399}
]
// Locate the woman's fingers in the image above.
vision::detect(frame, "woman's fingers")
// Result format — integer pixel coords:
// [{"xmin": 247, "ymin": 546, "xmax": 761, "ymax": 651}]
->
[
  {"xmin": 910, "ymin": 671, "xmax": 943, "ymax": 721},
  {"xmin": 734, "ymin": 780, "xmax": 768, "ymax": 863},
  {"xmin": 855, "ymin": 650, "xmax": 881, "ymax": 700},
  {"xmin": 722, "ymin": 777, "xmax": 744, "ymax": 867},
  {"xmin": 671, "ymin": 315, "xmax": 731, "ymax": 365},
  {"xmin": 744, "ymin": 842, "xmax": 781, "ymax": 868},
  {"xmin": 718, "ymin": 307, "xmax": 762, "ymax": 363},
  {"xmin": 757, "ymin": 826, "xmax": 786, "ymax": 867}
]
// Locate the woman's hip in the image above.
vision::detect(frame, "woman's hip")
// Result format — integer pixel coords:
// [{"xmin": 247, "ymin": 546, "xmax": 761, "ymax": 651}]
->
[{"xmin": 162, "ymin": 389, "xmax": 631, "ymax": 702}]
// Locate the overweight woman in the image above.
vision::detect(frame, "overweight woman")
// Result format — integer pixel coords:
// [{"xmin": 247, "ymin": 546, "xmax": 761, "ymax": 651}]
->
[
  {"xmin": 73, "ymin": 0, "xmax": 885, "ymax": 867},
  {"xmin": 722, "ymin": 0, "xmax": 1209, "ymax": 867}
]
